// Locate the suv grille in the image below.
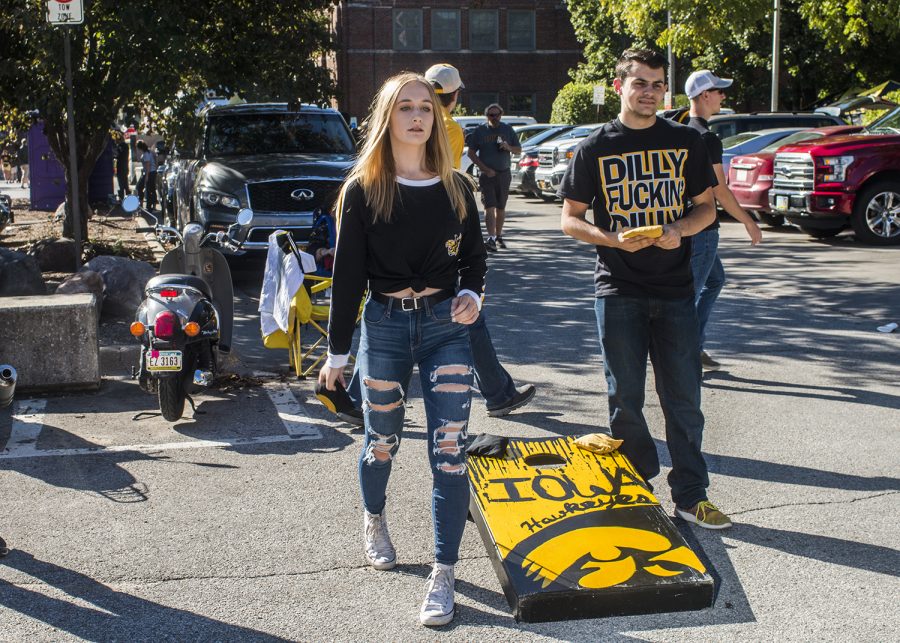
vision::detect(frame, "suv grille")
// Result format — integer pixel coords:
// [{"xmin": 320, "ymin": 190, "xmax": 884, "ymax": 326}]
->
[
  {"xmin": 773, "ymin": 153, "xmax": 814, "ymax": 192},
  {"xmin": 247, "ymin": 179, "xmax": 341, "ymax": 213},
  {"xmin": 538, "ymin": 150, "xmax": 554, "ymax": 168}
]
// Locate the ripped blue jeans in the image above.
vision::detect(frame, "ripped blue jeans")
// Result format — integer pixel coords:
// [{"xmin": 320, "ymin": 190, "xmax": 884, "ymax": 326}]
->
[{"xmin": 357, "ymin": 294, "xmax": 473, "ymax": 565}]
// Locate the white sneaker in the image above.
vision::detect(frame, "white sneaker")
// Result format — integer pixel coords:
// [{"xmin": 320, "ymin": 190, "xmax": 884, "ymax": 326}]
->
[
  {"xmin": 419, "ymin": 563, "xmax": 455, "ymax": 626},
  {"xmin": 363, "ymin": 509, "xmax": 397, "ymax": 570}
]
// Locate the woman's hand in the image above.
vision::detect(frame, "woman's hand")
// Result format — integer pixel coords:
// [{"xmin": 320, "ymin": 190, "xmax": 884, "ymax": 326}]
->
[
  {"xmin": 450, "ymin": 295, "xmax": 479, "ymax": 325},
  {"xmin": 318, "ymin": 365, "xmax": 346, "ymax": 391}
]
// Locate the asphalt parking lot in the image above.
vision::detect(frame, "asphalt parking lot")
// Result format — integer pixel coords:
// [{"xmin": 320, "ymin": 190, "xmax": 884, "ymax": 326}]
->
[{"xmin": 1, "ymin": 193, "xmax": 898, "ymax": 641}]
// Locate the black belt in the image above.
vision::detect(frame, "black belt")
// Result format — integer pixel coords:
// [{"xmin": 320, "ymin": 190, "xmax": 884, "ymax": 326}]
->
[{"xmin": 371, "ymin": 290, "xmax": 454, "ymax": 312}]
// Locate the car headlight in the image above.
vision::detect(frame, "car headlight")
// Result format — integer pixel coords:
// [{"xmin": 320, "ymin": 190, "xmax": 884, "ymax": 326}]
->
[
  {"xmin": 200, "ymin": 190, "xmax": 241, "ymax": 209},
  {"xmin": 818, "ymin": 155, "xmax": 854, "ymax": 182}
]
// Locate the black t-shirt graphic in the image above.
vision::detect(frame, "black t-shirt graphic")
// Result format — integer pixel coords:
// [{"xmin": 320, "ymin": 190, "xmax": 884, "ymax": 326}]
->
[
  {"xmin": 687, "ymin": 116, "xmax": 722, "ymax": 232},
  {"xmin": 559, "ymin": 117, "xmax": 716, "ymax": 299}
]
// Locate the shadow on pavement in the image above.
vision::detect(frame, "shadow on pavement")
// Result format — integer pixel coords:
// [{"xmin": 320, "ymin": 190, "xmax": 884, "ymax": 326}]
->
[
  {"xmin": 0, "ymin": 550, "xmax": 288, "ymax": 641},
  {"xmin": 702, "ymin": 371, "xmax": 900, "ymax": 412},
  {"xmin": 653, "ymin": 438, "xmax": 900, "ymax": 493}
]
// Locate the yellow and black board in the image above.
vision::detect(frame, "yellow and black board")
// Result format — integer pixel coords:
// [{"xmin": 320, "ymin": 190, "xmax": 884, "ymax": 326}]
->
[{"xmin": 467, "ymin": 436, "xmax": 714, "ymax": 622}]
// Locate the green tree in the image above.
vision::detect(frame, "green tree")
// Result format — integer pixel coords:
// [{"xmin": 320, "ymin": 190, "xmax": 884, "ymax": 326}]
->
[
  {"xmin": 0, "ymin": 0, "xmax": 336, "ymax": 240},
  {"xmin": 564, "ymin": 0, "xmax": 900, "ymax": 111}
]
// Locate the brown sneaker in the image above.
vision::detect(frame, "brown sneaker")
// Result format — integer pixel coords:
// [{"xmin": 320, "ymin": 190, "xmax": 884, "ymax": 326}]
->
[{"xmin": 676, "ymin": 500, "xmax": 733, "ymax": 530}]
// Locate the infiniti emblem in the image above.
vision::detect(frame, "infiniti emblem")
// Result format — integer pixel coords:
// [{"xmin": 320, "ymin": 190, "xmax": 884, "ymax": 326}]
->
[
  {"xmin": 291, "ymin": 188, "xmax": 315, "ymax": 201},
  {"xmin": 782, "ymin": 167, "xmax": 793, "ymax": 178}
]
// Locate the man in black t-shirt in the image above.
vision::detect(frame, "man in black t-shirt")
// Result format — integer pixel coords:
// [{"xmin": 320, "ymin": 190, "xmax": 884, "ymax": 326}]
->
[
  {"xmin": 466, "ymin": 105, "xmax": 521, "ymax": 251},
  {"xmin": 559, "ymin": 49, "xmax": 732, "ymax": 530},
  {"xmin": 684, "ymin": 70, "xmax": 762, "ymax": 372}
]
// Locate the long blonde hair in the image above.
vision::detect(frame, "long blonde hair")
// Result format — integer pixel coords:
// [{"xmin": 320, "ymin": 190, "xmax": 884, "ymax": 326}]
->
[{"xmin": 339, "ymin": 72, "xmax": 470, "ymax": 224}]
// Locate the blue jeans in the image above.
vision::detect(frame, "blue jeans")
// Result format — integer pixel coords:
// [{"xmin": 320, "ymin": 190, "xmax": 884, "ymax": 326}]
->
[
  {"xmin": 690, "ymin": 229, "xmax": 725, "ymax": 349},
  {"xmin": 594, "ymin": 296, "xmax": 709, "ymax": 509},
  {"xmin": 357, "ymin": 295, "xmax": 473, "ymax": 565},
  {"xmin": 348, "ymin": 308, "xmax": 515, "ymax": 409}
]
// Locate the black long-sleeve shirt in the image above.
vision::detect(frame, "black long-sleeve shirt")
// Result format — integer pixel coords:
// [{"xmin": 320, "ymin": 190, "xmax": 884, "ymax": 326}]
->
[{"xmin": 327, "ymin": 174, "xmax": 487, "ymax": 358}]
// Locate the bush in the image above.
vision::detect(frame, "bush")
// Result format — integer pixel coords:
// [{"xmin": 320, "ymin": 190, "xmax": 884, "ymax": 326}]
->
[{"xmin": 551, "ymin": 82, "xmax": 618, "ymax": 124}]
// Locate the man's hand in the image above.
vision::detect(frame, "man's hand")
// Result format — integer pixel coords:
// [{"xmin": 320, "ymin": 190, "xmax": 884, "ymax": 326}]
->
[
  {"xmin": 745, "ymin": 220, "xmax": 763, "ymax": 245},
  {"xmin": 450, "ymin": 295, "xmax": 479, "ymax": 325},
  {"xmin": 614, "ymin": 229, "xmax": 658, "ymax": 252},
  {"xmin": 318, "ymin": 365, "xmax": 346, "ymax": 391},
  {"xmin": 482, "ymin": 167, "xmax": 497, "ymax": 178},
  {"xmin": 655, "ymin": 224, "xmax": 683, "ymax": 250}
]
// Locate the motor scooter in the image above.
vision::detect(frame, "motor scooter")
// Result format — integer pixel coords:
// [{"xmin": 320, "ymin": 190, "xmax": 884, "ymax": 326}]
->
[{"xmin": 122, "ymin": 195, "xmax": 252, "ymax": 421}]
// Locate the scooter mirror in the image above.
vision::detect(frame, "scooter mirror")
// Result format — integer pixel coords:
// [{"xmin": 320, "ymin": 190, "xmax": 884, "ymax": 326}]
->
[
  {"xmin": 122, "ymin": 195, "xmax": 140, "ymax": 213},
  {"xmin": 236, "ymin": 209, "xmax": 253, "ymax": 226}
]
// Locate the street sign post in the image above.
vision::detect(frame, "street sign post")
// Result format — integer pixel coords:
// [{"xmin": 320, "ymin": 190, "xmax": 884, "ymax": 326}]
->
[{"xmin": 46, "ymin": 0, "xmax": 84, "ymax": 269}]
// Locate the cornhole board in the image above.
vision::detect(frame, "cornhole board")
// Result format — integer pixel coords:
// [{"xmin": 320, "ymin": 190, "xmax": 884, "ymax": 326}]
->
[{"xmin": 467, "ymin": 436, "xmax": 714, "ymax": 622}]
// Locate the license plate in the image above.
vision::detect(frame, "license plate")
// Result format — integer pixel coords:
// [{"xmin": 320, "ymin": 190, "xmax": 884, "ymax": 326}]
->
[
  {"xmin": 147, "ymin": 350, "xmax": 182, "ymax": 372},
  {"xmin": 775, "ymin": 196, "xmax": 789, "ymax": 211},
  {"xmin": 735, "ymin": 169, "xmax": 748, "ymax": 183}
]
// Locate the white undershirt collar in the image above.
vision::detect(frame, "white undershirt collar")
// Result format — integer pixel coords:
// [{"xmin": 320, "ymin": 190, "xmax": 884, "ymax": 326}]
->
[{"xmin": 395, "ymin": 175, "xmax": 441, "ymax": 186}]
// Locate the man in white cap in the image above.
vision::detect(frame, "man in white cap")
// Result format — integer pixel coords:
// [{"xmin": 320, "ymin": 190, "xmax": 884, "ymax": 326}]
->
[
  {"xmin": 685, "ymin": 70, "xmax": 762, "ymax": 372},
  {"xmin": 424, "ymin": 63, "xmax": 466, "ymax": 169}
]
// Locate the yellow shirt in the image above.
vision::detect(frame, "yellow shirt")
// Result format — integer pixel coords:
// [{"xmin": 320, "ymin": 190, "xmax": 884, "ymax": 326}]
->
[{"xmin": 442, "ymin": 107, "xmax": 464, "ymax": 170}]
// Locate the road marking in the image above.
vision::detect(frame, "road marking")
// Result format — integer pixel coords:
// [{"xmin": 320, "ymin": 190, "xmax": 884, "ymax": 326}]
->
[
  {"xmin": 0, "ymin": 377, "xmax": 331, "ymax": 459},
  {"xmin": 258, "ymin": 375, "xmax": 322, "ymax": 440},
  {"xmin": 0, "ymin": 433, "xmax": 314, "ymax": 460},
  {"xmin": 4, "ymin": 398, "xmax": 48, "ymax": 457}
]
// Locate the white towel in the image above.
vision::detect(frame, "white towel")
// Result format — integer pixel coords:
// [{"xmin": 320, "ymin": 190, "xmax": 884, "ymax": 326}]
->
[{"xmin": 259, "ymin": 232, "xmax": 316, "ymax": 336}]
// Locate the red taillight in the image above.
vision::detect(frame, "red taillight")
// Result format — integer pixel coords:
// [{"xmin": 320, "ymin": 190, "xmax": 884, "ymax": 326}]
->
[
  {"xmin": 159, "ymin": 288, "xmax": 179, "ymax": 298},
  {"xmin": 519, "ymin": 157, "xmax": 539, "ymax": 168},
  {"xmin": 154, "ymin": 310, "xmax": 178, "ymax": 338}
]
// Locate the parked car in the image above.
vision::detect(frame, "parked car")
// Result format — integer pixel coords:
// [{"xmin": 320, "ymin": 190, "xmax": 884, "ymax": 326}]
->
[
  {"xmin": 720, "ymin": 127, "xmax": 810, "ymax": 176},
  {"xmin": 768, "ymin": 106, "xmax": 900, "ymax": 244},
  {"xmin": 728, "ymin": 125, "xmax": 863, "ymax": 226},
  {"xmin": 534, "ymin": 136, "xmax": 590, "ymax": 200},
  {"xmin": 514, "ymin": 123, "xmax": 556, "ymax": 145},
  {"xmin": 171, "ymin": 103, "xmax": 356, "ymax": 251},
  {"xmin": 707, "ymin": 112, "xmax": 844, "ymax": 139},
  {"xmin": 510, "ymin": 125, "xmax": 582, "ymax": 197}
]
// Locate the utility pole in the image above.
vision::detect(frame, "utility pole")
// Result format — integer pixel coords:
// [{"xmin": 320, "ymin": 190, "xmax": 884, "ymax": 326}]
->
[
  {"xmin": 667, "ymin": 9, "xmax": 675, "ymax": 109},
  {"xmin": 771, "ymin": 0, "xmax": 781, "ymax": 111}
]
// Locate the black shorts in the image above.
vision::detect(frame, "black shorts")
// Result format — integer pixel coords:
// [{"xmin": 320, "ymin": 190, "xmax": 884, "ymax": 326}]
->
[{"xmin": 479, "ymin": 170, "xmax": 511, "ymax": 209}]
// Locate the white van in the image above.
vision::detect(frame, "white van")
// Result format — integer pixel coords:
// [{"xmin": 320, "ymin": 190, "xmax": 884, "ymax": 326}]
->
[{"xmin": 453, "ymin": 115, "xmax": 537, "ymax": 131}]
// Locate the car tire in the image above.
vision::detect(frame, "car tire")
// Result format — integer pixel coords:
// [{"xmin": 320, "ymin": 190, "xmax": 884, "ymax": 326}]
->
[
  {"xmin": 850, "ymin": 180, "xmax": 900, "ymax": 246},
  {"xmin": 757, "ymin": 211, "xmax": 785, "ymax": 227},
  {"xmin": 799, "ymin": 226, "xmax": 841, "ymax": 239}
]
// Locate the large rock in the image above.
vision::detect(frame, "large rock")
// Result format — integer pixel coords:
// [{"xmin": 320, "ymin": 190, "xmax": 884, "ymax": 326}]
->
[
  {"xmin": 28, "ymin": 237, "xmax": 78, "ymax": 272},
  {"xmin": 0, "ymin": 248, "xmax": 46, "ymax": 296},
  {"xmin": 56, "ymin": 270, "xmax": 105, "ymax": 315},
  {"xmin": 81, "ymin": 255, "xmax": 156, "ymax": 318}
]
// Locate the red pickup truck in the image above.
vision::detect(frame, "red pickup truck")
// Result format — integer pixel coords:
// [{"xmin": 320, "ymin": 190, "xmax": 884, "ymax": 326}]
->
[{"xmin": 768, "ymin": 107, "xmax": 900, "ymax": 245}]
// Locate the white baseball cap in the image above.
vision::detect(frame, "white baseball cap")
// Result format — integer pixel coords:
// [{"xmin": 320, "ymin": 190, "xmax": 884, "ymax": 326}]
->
[
  {"xmin": 685, "ymin": 70, "xmax": 733, "ymax": 99},
  {"xmin": 425, "ymin": 64, "xmax": 464, "ymax": 94}
]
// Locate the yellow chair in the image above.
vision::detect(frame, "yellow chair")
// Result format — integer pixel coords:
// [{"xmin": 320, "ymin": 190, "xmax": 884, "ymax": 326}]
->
[{"xmin": 287, "ymin": 274, "xmax": 333, "ymax": 378}]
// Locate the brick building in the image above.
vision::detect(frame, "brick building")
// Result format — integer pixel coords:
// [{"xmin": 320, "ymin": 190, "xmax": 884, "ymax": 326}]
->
[{"xmin": 330, "ymin": 1, "xmax": 584, "ymax": 124}]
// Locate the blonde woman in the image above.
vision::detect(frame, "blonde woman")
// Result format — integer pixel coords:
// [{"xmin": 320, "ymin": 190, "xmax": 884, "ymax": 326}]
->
[{"xmin": 319, "ymin": 73, "xmax": 486, "ymax": 626}]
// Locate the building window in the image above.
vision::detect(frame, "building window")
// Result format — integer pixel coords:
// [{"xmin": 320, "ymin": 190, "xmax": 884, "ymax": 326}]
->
[
  {"xmin": 469, "ymin": 93, "xmax": 499, "ymax": 116},
  {"xmin": 393, "ymin": 9, "xmax": 422, "ymax": 51},
  {"xmin": 431, "ymin": 10, "xmax": 460, "ymax": 51},
  {"xmin": 508, "ymin": 11, "xmax": 535, "ymax": 51},
  {"xmin": 509, "ymin": 94, "xmax": 535, "ymax": 115},
  {"xmin": 470, "ymin": 10, "xmax": 498, "ymax": 51}
]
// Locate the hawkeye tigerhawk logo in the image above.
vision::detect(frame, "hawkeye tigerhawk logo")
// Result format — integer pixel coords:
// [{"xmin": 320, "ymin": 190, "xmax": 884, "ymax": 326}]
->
[
  {"xmin": 521, "ymin": 526, "xmax": 706, "ymax": 589},
  {"xmin": 445, "ymin": 233, "xmax": 461, "ymax": 257}
]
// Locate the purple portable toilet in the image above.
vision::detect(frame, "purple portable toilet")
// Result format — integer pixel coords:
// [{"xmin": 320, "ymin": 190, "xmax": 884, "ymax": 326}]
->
[{"xmin": 28, "ymin": 123, "xmax": 114, "ymax": 211}]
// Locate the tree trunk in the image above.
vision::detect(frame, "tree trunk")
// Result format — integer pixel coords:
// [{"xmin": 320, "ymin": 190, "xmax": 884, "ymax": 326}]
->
[{"xmin": 44, "ymin": 119, "xmax": 108, "ymax": 242}]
